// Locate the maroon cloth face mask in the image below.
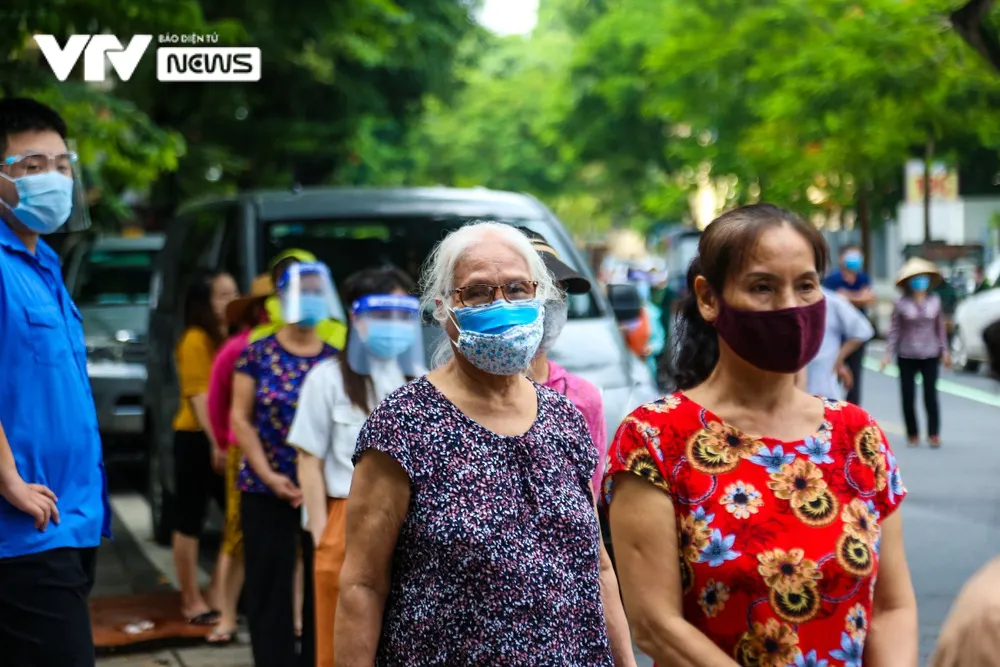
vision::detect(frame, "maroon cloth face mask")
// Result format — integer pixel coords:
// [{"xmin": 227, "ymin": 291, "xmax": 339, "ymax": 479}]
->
[{"xmin": 713, "ymin": 297, "xmax": 827, "ymax": 374}]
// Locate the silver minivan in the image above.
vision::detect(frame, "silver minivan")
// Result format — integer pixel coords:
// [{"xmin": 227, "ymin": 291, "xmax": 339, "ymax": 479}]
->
[{"xmin": 146, "ymin": 187, "xmax": 658, "ymax": 544}]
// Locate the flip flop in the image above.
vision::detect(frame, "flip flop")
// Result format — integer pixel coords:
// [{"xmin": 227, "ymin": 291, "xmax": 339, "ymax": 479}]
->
[
  {"xmin": 207, "ymin": 627, "xmax": 238, "ymax": 645},
  {"xmin": 187, "ymin": 610, "xmax": 221, "ymax": 626}
]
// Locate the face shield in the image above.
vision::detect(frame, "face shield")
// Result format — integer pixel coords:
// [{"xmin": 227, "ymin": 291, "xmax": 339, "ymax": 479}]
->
[
  {"xmin": 348, "ymin": 294, "xmax": 425, "ymax": 377},
  {"xmin": 0, "ymin": 140, "xmax": 90, "ymax": 234},
  {"xmin": 276, "ymin": 261, "xmax": 339, "ymax": 327}
]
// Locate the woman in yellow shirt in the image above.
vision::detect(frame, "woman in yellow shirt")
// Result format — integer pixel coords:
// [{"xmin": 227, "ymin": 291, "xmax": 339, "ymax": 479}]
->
[{"xmin": 172, "ymin": 270, "xmax": 238, "ymax": 624}]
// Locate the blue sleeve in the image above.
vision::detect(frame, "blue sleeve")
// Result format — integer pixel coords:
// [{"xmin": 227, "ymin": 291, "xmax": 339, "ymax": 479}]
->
[
  {"xmin": 234, "ymin": 341, "xmax": 258, "ymax": 379},
  {"xmin": 857, "ymin": 272, "xmax": 872, "ymax": 289}
]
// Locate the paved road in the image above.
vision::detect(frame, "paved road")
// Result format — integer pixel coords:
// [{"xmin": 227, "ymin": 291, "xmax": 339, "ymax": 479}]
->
[{"xmin": 98, "ymin": 360, "xmax": 1000, "ymax": 666}]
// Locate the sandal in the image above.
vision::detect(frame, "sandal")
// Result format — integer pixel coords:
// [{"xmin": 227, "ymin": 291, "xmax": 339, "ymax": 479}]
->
[
  {"xmin": 187, "ymin": 610, "xmax": 221, "ymax": 626},
  {"xmin": 207, "ymin": 627, "xmax": 238, "ymax": 645},
  {"xmin": 929, "ymin": 436, "xmax": 941, "ymax": 448}
]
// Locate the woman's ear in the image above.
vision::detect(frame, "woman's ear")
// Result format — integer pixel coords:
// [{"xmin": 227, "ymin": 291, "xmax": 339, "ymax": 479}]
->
[{"xmin": 693, "ymin": 275, "xmax": 719, "ymax": 324}]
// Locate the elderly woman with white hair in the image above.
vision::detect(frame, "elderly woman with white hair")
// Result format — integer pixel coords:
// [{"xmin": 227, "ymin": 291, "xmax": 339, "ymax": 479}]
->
[{"xmin": 334, "ymin": 222, "xmax": 635, "ymax": 666}]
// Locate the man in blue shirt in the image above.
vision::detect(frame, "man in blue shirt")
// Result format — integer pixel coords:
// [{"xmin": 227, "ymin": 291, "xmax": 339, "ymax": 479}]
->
[
  {"xmin": 822, "ymin": 244, "xmax": 877, "ymax": 405},
  {"xmin": 0, "ymin": 98, "xmax": 110, "ymax": 666}
]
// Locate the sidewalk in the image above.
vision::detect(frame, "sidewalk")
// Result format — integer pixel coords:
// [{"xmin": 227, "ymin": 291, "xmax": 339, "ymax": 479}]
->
[{"xmin": 98, "ymin": 642, "xmax": 252, "ymax": 667}]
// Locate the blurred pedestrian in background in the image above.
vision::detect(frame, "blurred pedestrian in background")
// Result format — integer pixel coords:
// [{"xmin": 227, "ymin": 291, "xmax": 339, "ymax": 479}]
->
[
  {"xmin": 171, "ymin": 269, "xmax": 238, "ymax": 625},
  {"xmin": 804, "ymin": 287, "xmax": 875, "ymax": 400},
  {"xmin": 289, "ymin": 265, "xmax": 423, "ymax": 667},
  {"xmin": 972, "ymin": 264, "xmax": 991, "ymax": 294},
  {"xmin": 930, "ymin": 556, "xmax": 1000, "ymax": 667},
  {"xmin": 205, "ymin": 272, "xmax": 274, "ymax": 644},
  {"xmin": 605, "ymin": 204, "xmax": 916, "ymax": 666},
  {"xmin": 521, "ymin": 228, "xmax": 608, "ymax": 499},
  {"xmin": 335, "ymin": 222, "xmax": 634, "ymax": 666},
  {"xmin": 0, "ymin": 97, "xmax": 110, "ymax": 667},
  {"xmin": 231, "ymin": 261, "xmax": 339, "ymax": 667},
  {"xmin": 823, "ymin": 245, "xmax": 877, "ymax": 405},
  {"xmin": 881, "ymin": 258, "xmax": 950, "ymax": 448}
]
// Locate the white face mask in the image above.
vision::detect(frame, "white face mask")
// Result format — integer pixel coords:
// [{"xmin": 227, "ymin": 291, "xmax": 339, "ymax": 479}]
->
[{"xmin": 536, "ymin": 298, "xmax": 568, "ymax": 356}]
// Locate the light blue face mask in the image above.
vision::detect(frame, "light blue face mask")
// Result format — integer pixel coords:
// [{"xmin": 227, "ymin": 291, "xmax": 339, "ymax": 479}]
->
[
  {"xmin": 909, "ymin": 275, "xmax": 931, "ymax": 292},
  {"xmin": 453, "ymin": 299, "xmax": 542, "ymax": 335},
  {"xmin": 843, "ymin": 252, "xmax": 864, "ymax": 272},
  {"xmin": 293, "ymin": 294, "xmax": 330, "ymax": 327},
  {"xmin": 0, "ymin": 171, "xmax": 74, "ymax": 234},
  {"xmin": 364, "ymin": 321, "xmax": 417, "ymax": 359}
]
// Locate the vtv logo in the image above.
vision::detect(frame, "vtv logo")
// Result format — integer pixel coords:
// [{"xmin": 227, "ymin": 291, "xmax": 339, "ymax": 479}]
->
[{"xmin": 34, "ymin": 35, "xmax": 153, "ymax": 82}]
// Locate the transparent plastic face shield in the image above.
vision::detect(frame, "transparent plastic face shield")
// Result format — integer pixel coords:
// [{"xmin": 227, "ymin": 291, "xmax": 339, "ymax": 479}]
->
[
  {"xmin": 0, "ymin": 139, "xmax": 91, "ymax": 232},
  {"xmin": 276, "ymin": 261, "xmax": 339, "ymax": 326},
  {"xmin": 348, "ymin": 294, "xmax": 425, "ymax": 376}
]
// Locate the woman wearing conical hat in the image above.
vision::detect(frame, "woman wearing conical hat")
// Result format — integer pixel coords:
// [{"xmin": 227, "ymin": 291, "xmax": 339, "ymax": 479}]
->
[{"xmin": 879, "ymin": 257, "xmax": 951, "ymax": 447}]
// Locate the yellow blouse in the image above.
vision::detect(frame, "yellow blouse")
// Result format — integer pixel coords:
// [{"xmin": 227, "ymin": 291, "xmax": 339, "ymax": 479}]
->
[{"xmin": 172, "ymin": 327, "xmax": 216, "ymax": 432}]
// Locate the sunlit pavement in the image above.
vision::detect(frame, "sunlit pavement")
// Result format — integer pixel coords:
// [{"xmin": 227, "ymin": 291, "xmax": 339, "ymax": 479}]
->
[{"xmin": 96, "ymin": 355, "xmax": 999, "ymax": 666}]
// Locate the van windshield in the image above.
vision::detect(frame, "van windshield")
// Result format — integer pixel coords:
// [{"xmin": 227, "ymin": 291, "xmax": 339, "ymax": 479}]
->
[
  {"xmin": 264, "ymin": 217, "xmax": 600, "ymax": 319},
  {"xmin": 72, "ymin": 247, "xmax": 156, "ymax": 340}
]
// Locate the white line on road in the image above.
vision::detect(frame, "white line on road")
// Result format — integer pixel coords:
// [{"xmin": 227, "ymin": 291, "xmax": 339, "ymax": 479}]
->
[
  {"xmin": 863, "ymin": 358, "xmax": 1000, "ymax": 408},
  {"xmin": 110, "ymin": 493, "xmax": 210, "ymax": 589}
]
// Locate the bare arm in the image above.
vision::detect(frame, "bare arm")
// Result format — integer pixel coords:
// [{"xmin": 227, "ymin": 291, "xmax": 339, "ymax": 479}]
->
[
  {"xmin": 298, "ymin": 452, "xmax": 328, "ymax": 546},
  {"xmin": 0, "ymin": 419, "xmax": 59, "ymax": 530},
  {"xmin": 609, "ymin": 474, "xmax": 740, "ymax": 667},
  {"xmin": 334, "ymin": 451, "xmax": 411, "ymax": 666},
  {"xmin": 592, "ymin": 491, "xmax": 636, "ymax": 667},
  {"xmin": 190, "ymin": 393, "xmax": 219, "ymax": 450},
  {"xmin": 843, "ymin": 287, "xmax": 878, "ymax": 308},
  {"xmin": 863, "ymin": 511, "xmax": 918, "ymax": 667}
]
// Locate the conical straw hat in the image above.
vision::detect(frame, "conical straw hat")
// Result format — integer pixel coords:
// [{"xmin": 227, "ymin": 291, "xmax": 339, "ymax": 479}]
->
[{"xmin": 895, "ymin": 257, "xmax": 943, "ymax": 289}]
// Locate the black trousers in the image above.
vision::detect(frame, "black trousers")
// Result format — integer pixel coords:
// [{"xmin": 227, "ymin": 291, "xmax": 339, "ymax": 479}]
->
[
  {"xmin": 898, "ymin": 356, "xmax": 941, "ymax": 438},
  {"xmin": 241, "ymin": 491, "xmax": 315, "ymax": 667},
  {"xmin": 845, "ymin": 342, "xmax": 866, "ymax": 405},
  {"xmin": 0, "ymin": 547, "xmax": 97, "ymax": 667}
]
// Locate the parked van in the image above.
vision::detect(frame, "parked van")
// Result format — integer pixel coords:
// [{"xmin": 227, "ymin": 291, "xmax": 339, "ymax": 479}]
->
[
  {"xmin": 145, "ymin": 186, "xmax": 658, "ymax": 544},
  {"xmin": 63, "ymin": 233, "xmax": 165, "ymax": 464}
]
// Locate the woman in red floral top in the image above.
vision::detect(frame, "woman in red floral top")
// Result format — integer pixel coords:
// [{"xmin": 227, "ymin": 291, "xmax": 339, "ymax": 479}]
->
[{"xmin": 603, "ymin": 204, "xmax": 917, "ymax": 667}]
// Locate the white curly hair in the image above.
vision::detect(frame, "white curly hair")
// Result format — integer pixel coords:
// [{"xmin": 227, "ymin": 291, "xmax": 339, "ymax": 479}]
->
[{"xmin": 420, "ymin": 221, "xmax": 556, "ymax": 368}]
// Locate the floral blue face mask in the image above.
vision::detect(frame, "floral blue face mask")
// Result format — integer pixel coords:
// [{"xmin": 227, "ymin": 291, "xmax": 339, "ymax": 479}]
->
[{"xmin": 450, "ymin": 299, "xmax": 544, "ymax": 375}]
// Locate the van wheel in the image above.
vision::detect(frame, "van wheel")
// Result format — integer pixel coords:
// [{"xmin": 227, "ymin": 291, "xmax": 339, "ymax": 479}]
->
[{"xmin": 147, "ymin": 421, "xmax": 175, "ymax": 546}]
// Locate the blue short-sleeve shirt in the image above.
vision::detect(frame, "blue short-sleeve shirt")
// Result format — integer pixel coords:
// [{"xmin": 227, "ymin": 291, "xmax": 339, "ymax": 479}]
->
[{"xmin": 0, "ymin": 223, "xmax": 111, "ymax": 559}]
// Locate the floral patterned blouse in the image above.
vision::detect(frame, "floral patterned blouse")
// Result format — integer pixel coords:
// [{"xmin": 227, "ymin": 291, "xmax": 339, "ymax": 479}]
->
[
  {"xmin": 603, "ymin": 393, "xmax": 906, "ymax": 667},
  {"xmin": 234, "ymin": 334, "xmax": 337, "ymax": 494},
  {"xmin": 354, "ymin": 377, "xmax": 613, "ymax": 666}
]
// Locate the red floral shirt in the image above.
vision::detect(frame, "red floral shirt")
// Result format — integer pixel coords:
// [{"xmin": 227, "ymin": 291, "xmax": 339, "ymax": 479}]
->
[{"xmin": 603, "ymin": 393, "xmax": 906, "ymax": 667}]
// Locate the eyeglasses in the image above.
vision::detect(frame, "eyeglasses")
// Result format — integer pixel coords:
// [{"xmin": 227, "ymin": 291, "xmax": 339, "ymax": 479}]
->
[
  {"xmin": 2, "ymin": 152, "xmax": 79, "ymax": 178},
  {"xmin": 449, "ymin": 281, "xmax": 538, "ymax": 308}
]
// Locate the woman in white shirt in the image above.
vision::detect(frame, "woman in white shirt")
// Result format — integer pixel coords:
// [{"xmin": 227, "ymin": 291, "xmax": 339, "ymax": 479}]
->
[{"xmin": 288, "ymin": 266, "xmax": 424, "ymax": 667}]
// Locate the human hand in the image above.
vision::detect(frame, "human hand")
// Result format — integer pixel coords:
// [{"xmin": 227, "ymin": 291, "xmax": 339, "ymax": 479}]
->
[
  {"xmin": 266, "ymin": 473, "xmax": 303, "ymax": 508},
  {"xmin": 211, "ymin": 446, "xmax": 226, "ymax": 475},
  {"xmin": 879, "ymin": 357, "xmax": 890, "ymax": 372},
  {"xmin": 943, "ymin": 352, "xmax": 952, "ymax": 370},
  {"xmin": 0, "ymin": 471, "xmax": 59, "ymax": 531},
  {"xmin": 836, "ymin": 363, "xmax": 854, "ymax": 390}
]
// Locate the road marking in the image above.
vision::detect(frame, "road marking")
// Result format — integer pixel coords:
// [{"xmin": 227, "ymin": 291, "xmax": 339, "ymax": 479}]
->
[
  {"xmin": 863, "ymin": 358, "xmax": 1000, "ymax": 407},
  {"xmin": 110, "ymin": 493, "xmax": 210, "ymax": 589}
]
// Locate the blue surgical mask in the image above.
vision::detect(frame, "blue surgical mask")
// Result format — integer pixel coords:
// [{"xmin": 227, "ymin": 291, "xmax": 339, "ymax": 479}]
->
[
  {"xmin": 0, "ymin": 171, "xmax": 74, "ymax": 234},
  {"xmin": 364, "ymin": 321, "xmax": 416, "ymax": 359},
  {"xmin": 294, "ymin": 294, "xmax": 329, "ymax": 326},
  {"xmin": 843, "ymin": 252, "xmax": 864, "ymax": 272},
  {"xmin": 451, "ymin": 299, "xmax": 544, "ymax": 375},
  {"xmin": 909, "ymin": 275, "xmax": 931, "ymax": 292},
  {"xmin": 452, "ymin": 299, "xmax": 542, "ymax": 335}
]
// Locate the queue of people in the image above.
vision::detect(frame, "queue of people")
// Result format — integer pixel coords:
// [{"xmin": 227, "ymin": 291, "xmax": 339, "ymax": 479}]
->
[{"xmin": 3, "ymin": 94, "xmax": 998, "ymax": 667}]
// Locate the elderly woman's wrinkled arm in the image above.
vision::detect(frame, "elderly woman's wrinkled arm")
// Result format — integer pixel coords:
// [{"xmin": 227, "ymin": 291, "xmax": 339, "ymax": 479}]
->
[
  {"xmin": 334, "ymin": 450, "xmax": 411, "ymax": 667},
  {"xmin": 863, "ymin": 512, "xmax": 918, "ymax": 667},
  {"xmin": 609, "ymin": 474, "xmax": 741, "ymax": 667}
]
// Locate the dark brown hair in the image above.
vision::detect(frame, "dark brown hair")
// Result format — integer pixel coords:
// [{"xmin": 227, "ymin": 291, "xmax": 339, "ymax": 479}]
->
[
  {"xmin": 340, "ymin": 266, "xmax": 417, "ymax": 414},
  {"xmin": 183, "ymin": 270, "xmax": 227, "ymax": 350},
  {"xmin": 672, "ymin": 203, "xmax": 830, "ymax": 389}
]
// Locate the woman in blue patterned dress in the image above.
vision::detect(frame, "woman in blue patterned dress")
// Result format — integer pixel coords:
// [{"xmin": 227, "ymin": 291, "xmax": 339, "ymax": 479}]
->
[
  {"xmin": 231, "ymin": 261, "xmax": 339, "ymax": 667},
  {"xmin": 334, "ymin": 222, "xmax": 635, "ymax": 666}
]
